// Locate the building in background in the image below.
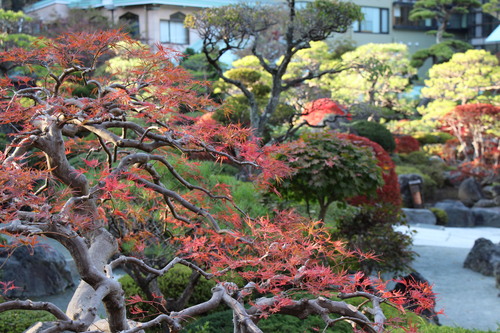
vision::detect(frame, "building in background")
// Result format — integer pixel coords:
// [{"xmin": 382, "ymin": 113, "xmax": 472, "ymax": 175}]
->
[{"xmin": 23, "ymin": 0, "xmax": 500, "ymax": 57}]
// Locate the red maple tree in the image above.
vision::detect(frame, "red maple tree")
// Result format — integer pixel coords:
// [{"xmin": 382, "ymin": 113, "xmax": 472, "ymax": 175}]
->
[
  {"xmin": 0, "ymin": 31, "xmax": 434, "ymax": 332},
  {"xmin": 302, "ymin": 98, "xmax": 350, "ymax": 126},
  {"xmin": 337, "ymin": 133, "xmax": 402, "ymax": 207},
  {"xmin": 394, "ymin": 135, "xmax": 420, "ymax": 154},
  {"xmin": 441, "ymin": 103, "xmax": 500, "ymax": 177}
]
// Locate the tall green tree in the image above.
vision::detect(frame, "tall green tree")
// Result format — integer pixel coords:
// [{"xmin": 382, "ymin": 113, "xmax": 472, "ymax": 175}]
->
[
  {"xmin": 483, "ymin": 0, "xmax": 500, "ymax": 19},
  {"xmin": 421, "ymin": 49, "xmax": 500, "ymax": 105},
  {"xmin": 325, "ymin": 43, "xmax": 416, "ymax": 110},
  {"xmin": 186, "ymin": 0, "xmax": 361, "ymax": 139},
  {"xmin": 409, "ymin": 0, "xmax": 481, "ymax": 67},
  {"xmin": 212, "ymin": 42, "xmax": 345, "ymax": 137},
  {"xmin": 0, "ymin": 9, "xmax": 37, "ymax": 75},
  {"xmin": 410, "ymin": 0, "xmax": 481, "ymax": 44}
]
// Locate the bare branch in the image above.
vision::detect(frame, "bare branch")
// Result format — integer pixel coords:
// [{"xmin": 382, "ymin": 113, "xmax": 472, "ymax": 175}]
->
[
  {"xmin": 109, "ymin": 256, "xmax": 215, "ymax": 280},
  {"xmin": 0, "ymin": 300, "xmax": 69, "ymax": 321}
]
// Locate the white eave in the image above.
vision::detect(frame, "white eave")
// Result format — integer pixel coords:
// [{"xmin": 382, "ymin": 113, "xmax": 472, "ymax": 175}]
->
[{"xmin": 485, "ymin": 25, "xmax": 500, "ymax": 44}]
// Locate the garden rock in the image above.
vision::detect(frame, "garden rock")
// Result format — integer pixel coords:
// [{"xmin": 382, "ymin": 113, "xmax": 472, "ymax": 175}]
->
[
  {"xmin": 482, "ymin": 185, "xmax": 500, "ymax": 199},
  {"xmin": 458, "ymin": 177, "xmax": 483, "ymax": 207},
  {"xmin": 434, "ymin": 200, "xmax": 474, "ymax": 227},
  {"xmin": 463, "ymin": 238, "xmax": 500, "ymax": 283},
  {"xmin": 443, "ymin": 170, "xmax": 464, "ymax": 187},
  {"xmin": 0, "ymin": 243, "xmax": 74, "ymax": 297},
  {"xmin": 402, "ymin": 208, "xmax": 436, "ymax": 225},
  {"xmin": 471, "ymin": 207, "xmax": 500, "ymax": 228},
  {"xmin": 473, "ymin": 198, "xmax": 498, "ymax": 208},
  {"xmin": 398, "ymin": 174, "xmax": 424, "ymax": 208}
]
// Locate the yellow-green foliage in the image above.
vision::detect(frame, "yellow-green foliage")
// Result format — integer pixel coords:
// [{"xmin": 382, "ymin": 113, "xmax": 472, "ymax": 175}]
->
[
  {"xmin": 422, "ymin": 49, "xmax": 500, "ymax": 105},
  {"xmin": 103, "ymin": 40, "xmax": 149, "ymax": 82},
  {"xmin": 326, "ymin": 43, "xmax": 416, "ymax": 108},
  {"xmin": 430, "ymin": 207, "xmax": 448, "ymax": 226},
  {"xmin": 120, "ymin": 265, "xmax": 216, "ymax": 309},
  {"xmin": 0, "ymin": 296, "xmax": 55, "ymax": 333}
]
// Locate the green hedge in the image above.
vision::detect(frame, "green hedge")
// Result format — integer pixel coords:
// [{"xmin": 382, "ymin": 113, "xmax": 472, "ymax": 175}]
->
[
  {"xmin": 120, "ymin": 264, "xmax": 216, "ymax": 310},
  {"xmin": 181, "ymin": 310, "xmax": 352, "ymax": 333},
  {"xmin": 350, "ymin": 120, "xmax": 396, "ymax": 152},
  {"xmin": 182, "ymin": 309, "xmax": 496, "ymax": 333},
  {"xmin": 0, "ymin": 309, "xmax": 55, "ymax": 333}
]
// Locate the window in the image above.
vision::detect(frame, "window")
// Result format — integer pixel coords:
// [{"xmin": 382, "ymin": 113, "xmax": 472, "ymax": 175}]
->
[
  {"xmin": 119, "ymin": 12, "xmax": 140, "ymax": 39},
  {"xmin": 393, "ymin": 3, "xmax": 436, "ymax": 30},
  {"xmin": 160, "ymin": 12, "xmax": 188, "ymax": 44},
  {"xmin": 353, "ymin": 7, "xmax": 389, "ymax": 34}
]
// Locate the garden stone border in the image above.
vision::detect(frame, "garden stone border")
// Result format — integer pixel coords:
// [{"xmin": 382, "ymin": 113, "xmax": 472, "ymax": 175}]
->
[{"xmin": 403, "ymin": 200, "xmax": 500, "ymax": 228}]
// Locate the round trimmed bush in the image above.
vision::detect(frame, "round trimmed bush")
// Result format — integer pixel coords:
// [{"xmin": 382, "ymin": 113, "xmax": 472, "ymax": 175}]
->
[
  {"xmin": 119, "ymin": 264, "xmax": 216, "ymax": 311},
  {"xmin": 349, "ymin": 120, "xmax": 396, "ymax": 152},
  {"xmin": 430, "ymin": 208, "xmax": 448, "ymax": 226},
  {"xmin": 395, "ymin": 134, "xmax": 420, "ymax": 154},
  {"xmin": 337, "ymin": 133, "xmax": 402, "ymax": 207},
  {"xmin": 415, "ymin": 132, "xmax": 454, "ymax": 145}
]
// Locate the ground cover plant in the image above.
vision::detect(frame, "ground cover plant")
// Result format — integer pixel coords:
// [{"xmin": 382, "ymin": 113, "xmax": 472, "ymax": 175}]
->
[{"xmin": 0, "ymin": 29, "xmax": 445, "ymax": 333}]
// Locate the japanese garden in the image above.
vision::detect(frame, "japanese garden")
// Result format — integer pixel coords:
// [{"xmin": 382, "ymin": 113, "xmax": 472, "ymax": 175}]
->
[{"xmin": 0, "ymin": 1, "xmax": 499, "ymax": 333}]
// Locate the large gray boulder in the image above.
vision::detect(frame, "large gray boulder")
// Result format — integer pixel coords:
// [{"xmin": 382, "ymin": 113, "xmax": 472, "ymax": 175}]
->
[
  {"xmin": 402, "ymin": 208, "xmax": 437, "ymax": 225},
  {"xmin": 458, "ymin": 177, "xmax": 483, "ymax": 207},
  {"xmin": 434, "ymin": 200, "xmax": 474, "ymax": 227},
  {"xmin": 0, "ymin": 243, "xmax": 74, "ymax": 297},
  {"xmin": 471, "ymin": 207, "xmax": 500, "ymax": 228},
  {"xmin": 463, "ymin": 238, "xmax": 500, "ymax": 284},
  {"xmin": 473, "ymin": 198, "xmax": 498, "ymax": 208}
]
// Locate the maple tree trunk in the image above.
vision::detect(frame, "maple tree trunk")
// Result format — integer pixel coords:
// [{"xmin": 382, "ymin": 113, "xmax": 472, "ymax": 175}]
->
[{"xmin": 317, "ymin": 199, "xmax": 330, "ymax": 222}]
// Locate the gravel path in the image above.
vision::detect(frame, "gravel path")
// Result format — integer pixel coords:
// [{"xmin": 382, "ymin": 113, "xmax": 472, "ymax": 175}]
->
[{"xmin": 410, "ymin": 239, "xmax": 500, "ymax": 331}]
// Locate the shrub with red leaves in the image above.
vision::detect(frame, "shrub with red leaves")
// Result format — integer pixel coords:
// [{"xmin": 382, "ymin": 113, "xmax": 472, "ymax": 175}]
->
[
  {"xmin": 302, "ymin": 98, "xmax": 350, "ymax": 126},
  {"xmin": 395, "ymin": 135, "xmax": 420, "ymax": 154},
  {"xmin": 442, "ymin": 103, "xmax": 500, "ymax": 164},
  {"xmin": 336, "ymin": 133, "xmax": 402, "ymax": 207}
]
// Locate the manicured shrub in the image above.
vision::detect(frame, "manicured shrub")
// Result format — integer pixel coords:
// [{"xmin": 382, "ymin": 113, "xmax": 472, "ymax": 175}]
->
[
  {"xmin": 157, "ymin": 265, "xmax": 215, "ymax": 305},
  {"xmin": 181, "ymin": 310, "xmax": 233, "ymax": 333},
  {"xmin": 398, "ymin": 151, "xmax": 447, "ymax": 189},
  {"xmin": 181, "ymin": 309, "xmax": 353, "ymax": 333},
  {"xmin": 442, "ymin": 103, "xmax": 500, "ymax": 166},
  {"xmin": 430, "ymin": 207, "xmax": 448, "ymax": 226},
  {"xmin": 273, "ymin": 131, "xmax": 383, "ymax": 221},
  {"xmin": 0, "ymin": 296, "xmax": 55, "ymax": 333},
  {"xmin": 349, "ymin": 120, "xmax": 396, "ymax": 152},
  {"xmin": 119, "ymin": 265, "xmax": 216, "ymax": 311},
  {"xmin": 399, "ymin": 151, "xmax": 431, "ymax": 165},
  {"xmin": 337, "ymin": 133, "xmax": 402, "ymax": 207},
  {"xmin": 415, "ymin": 132, "xmax": 454, "ymax": 145},
  {"xmin": 395, "ymin": 134, "xmax": 420, "ymax": 154},
  {"xmin": 330, "ymin": 203, "xmax": 415, "ymax": 274}
]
